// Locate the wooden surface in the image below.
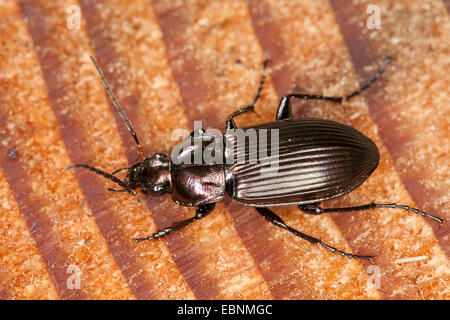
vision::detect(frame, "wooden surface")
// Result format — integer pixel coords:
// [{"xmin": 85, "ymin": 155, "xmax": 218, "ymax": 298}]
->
[{"xmin": 0, "ymin": 0, "xmax": 448, "ymax": 299}]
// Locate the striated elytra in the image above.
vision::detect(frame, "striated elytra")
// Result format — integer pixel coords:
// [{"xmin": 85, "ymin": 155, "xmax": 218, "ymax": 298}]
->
[
  {"xmin": 226, "ymin": 118, "xmax": 379, "ymax": 207},
  {"xmin": 68, "ymin": 56, "xmax": 443, "ymax": 262}
]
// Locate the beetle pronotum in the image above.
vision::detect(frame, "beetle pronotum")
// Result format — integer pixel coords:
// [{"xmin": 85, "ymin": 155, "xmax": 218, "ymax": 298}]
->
[{"xmin": 68, "ymin": 56, "xmax": 443, "ymax": 261}]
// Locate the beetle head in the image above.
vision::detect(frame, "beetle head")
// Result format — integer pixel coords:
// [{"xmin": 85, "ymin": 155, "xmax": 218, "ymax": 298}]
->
[{"xmin": 125, "ymin": 153, "xmax": 172, "ymax": 196}]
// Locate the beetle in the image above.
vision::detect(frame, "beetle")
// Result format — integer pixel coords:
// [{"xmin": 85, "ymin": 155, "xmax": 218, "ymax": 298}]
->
[{"xmin": 68, "ymin": 56, "xmax": 443, "ymax": 261}]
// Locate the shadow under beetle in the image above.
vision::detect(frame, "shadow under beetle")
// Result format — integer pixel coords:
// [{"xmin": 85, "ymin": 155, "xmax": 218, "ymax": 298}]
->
[{"xmin": 68, "ymin": 56, "xmax": 443, "ymax": 261}]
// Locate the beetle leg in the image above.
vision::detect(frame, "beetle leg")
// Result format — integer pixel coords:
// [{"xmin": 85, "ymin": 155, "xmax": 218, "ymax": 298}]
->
[
  {"xmin": 275, "ymin": 95, "xmax": 293, "ymax": 120},
  {"xmin": 300, "ymin": 202, "xmax": 443, "ymax": 224},
  {"xmin": 343, "ymin": 56, "xmax": 391, "ymax": 100},
  {"xmin": 276, "ymin": 93, "xmax": 345, "ymax": 121},
  {"xmin": 276, "ymin": 56, "xmax": 391, "ymax": 121},
  {"xmin": 225, "ymin": 60, "xmax": 268, "ymax": 130},
  {"xmin": 111, "ymin": 167, "xmax": 130, "ymax": 176},
  {"xmin": 298, "ymin": 203, "xmax": 324, "ymax": 215},
  {"xmin": 135, "ymin": 203, "xmax": 216, "ymax": 242},
  {"xmin": 107, "ymin": 188, "xmax": 128, "ymax": 192},
  {"xmin": 255, "ymin": 207, "xmax": 373, "ymax": 261},
  {"xmin": 225, "ymin": 106, "xmax": 255, "ymax": 130}
]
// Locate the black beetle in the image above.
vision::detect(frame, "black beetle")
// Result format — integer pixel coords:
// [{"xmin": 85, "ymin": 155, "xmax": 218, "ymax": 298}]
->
[{"xmin": 68, "ymin": 56, "xmax": 443, "ymax": 261}]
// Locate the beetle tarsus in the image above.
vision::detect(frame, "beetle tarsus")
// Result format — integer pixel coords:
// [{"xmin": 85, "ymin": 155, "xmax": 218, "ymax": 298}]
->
[
  {"xmin": 319, "ymin": 242, "xmax": 373, "ymax": 261},
  {"xmin": 373, "ymin": 203, "xmax": 443, "ymax": 224},
  {"xmin": 299, "ymin": 202, "xmax": 443, "ymax": 224},
  {"xmin": 225, "ymin": 60, "xmax": 268, "ymax": 130},
  {"xmin": 135, "ymin": 227, "xmax": 172, "ymax": 243},
  {"xmin": 344, "ymin": 56, "xmax": 391, "ymax": 101},
  {"xmin": 255, "ymin": 207, "xmax": 370, "ymax": 261},
  {"xmin": 275, "ymin": 56, "xmax": 391, "ymax": 121}
]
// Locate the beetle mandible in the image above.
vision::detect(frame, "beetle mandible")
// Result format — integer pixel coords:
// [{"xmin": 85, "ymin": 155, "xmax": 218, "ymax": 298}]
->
[{"xmin": 68, "ymin": 56, "xmax": 443, "ymax": 261}]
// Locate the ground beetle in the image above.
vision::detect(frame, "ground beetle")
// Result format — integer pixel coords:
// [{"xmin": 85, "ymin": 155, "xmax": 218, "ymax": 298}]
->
[{"xmin": 68, "ymin": 56, "xmax": 443, "ymax": 261}]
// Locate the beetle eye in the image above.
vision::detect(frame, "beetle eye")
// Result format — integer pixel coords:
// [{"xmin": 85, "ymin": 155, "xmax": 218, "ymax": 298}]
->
[
  {"xmin": 154, "ymin": 153, "xmax": 166, "ymax": 158},
  {"xmin": 149, "ymin": 183, "xmax": 167, "ymax": 195}
]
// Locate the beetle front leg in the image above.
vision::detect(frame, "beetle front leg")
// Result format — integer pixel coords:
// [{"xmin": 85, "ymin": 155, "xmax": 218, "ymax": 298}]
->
[
  {"xmin": 255, "ymin": 207, "xmax": 373, "ymax": 261},
  {"xmin": 299, "ymin": 202, "xmax": 443, "ymax": 223},
  {"xmin": 135, "ymin": 203, "xmax": 216, "ymax": 242}
]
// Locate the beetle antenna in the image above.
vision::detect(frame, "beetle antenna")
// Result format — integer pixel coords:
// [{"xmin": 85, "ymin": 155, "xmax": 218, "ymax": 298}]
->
[
  {"xmin": 90, "ymin": 56, "xmax": 146, "ymax": 161},
  {"xmin": 66, "ymin": 163, "xmax": 130, "ymax": 192}
]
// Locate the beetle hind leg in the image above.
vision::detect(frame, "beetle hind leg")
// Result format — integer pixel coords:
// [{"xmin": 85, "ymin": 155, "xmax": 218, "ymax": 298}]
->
[
  {"xmin": 135, "ymin": 203, "xmax": 216, "ymax": 242},
  {"xmin": 255, "ymin": 207, "xmax": 373, "ymax": 261},
  {"xmin": 299, "ymin": 202, "xmax": 443, "ymax": 224}
]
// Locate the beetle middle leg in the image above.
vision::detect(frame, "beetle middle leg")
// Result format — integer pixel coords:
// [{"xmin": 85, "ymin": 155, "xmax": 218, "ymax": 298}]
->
[
  {"xmin": 226, "ymin": 60, "xmax": 268, "ymax": 130},
  {"xmin": 255, "ymin": 207, "xmax": 373, "ymax": 261},
  {"xmin": 135, "ymin": 202, "xmax": 216, "ymax": 242},
  {"xmin": 299, "ymin": 202, "xmax": 443, "ymax": 223},
  {"xmin": 276, "ymin": 56, "xmax": 391, "ymax": 121}
]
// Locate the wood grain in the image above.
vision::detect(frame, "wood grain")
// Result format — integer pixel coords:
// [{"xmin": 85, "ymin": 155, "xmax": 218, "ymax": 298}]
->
[{"xmin": 0, "ymin": 0, "xmax": 448, "ymax": 299}]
